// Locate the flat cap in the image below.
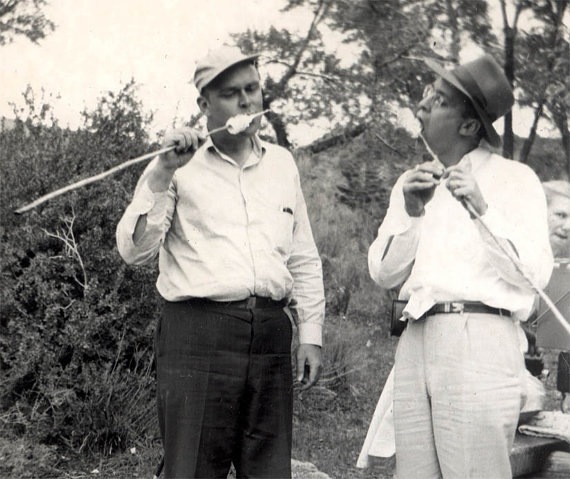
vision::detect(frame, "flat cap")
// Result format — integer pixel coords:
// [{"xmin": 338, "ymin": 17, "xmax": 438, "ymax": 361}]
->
[{"xmin": 194, "ymin": 46, "xmax": 259, "ymax": 93}]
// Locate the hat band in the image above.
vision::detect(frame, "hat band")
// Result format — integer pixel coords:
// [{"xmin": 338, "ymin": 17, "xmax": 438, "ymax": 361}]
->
[{"xmin": 453, "ymin": 68, "xmax": 493, "ymax": 121}]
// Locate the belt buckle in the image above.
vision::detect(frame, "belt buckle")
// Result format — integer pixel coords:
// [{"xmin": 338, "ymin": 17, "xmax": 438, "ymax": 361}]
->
[
  {"xmin": 446, "ymin": 302, "xmax": 464, "ymax": 313},
  {"xmin": 246, "ymin": 297, "xmax": 257, "ymax": 309}
]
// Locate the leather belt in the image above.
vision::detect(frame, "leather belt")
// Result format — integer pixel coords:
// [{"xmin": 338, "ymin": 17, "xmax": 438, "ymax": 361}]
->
[
  {"xmin": 424, "ymin": 301, "xmax": 511, "ymax": 318},
  {"xmin": 186, "ymin": 296, "xmax": 287, "ymax": 310}
]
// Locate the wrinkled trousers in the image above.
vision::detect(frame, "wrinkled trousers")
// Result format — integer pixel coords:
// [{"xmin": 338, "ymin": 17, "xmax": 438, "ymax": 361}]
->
[
  {"xmin": 393, "ymin": 312, "xmax": 524, "ymax": 479},
  {"xmin": 155, "ymin": 300, "xmax": 293, "ymax": 479}
]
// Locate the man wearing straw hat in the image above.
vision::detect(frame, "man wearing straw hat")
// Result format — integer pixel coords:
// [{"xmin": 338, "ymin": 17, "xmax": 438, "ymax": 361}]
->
[
  {"xmin": 368, "ymin": 54, "xmax": 553, "ymax": 477},
  {"xmin": 116, "ymin": 46, "xmax": 325, "ymax": 478}
]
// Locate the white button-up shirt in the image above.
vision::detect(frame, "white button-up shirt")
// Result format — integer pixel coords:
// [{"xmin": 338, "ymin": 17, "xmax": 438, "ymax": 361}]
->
[
  {"xmin": 368, "ymin": 147, "xmax": 553, "ymax": 321},
  {"xmin": 116, "ymin": 135, "xmax": 325, "ymax": 345}
]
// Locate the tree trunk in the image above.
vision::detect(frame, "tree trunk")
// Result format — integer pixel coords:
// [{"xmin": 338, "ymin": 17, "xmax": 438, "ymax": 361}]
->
[
  {"xmin": 445, "ymin": 0, "xmax": 460, "ymax": 62},
  {"xmin": 551, "ymin": 111, "xmax": 570, "ymax": 178},
  {"xmin": 266, "ymin": 110, "xmax": 291, "ymax": 149},
  {"xmin": 502, "ymin": 27, "xmax": 515, "ymax": 159},
  {"xmin": 519, "ymin": 102, "xmax": 543, "ymax": 164}
]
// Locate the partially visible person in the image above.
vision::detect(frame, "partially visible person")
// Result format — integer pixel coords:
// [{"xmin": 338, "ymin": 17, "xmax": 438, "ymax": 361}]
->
[
  {"xmin": 543, "ymin": 180, "xmax": 570, "ymax": 260},
  {"xmin": 521, "ymin": 181, "xmax": 570, "ymax": 354}
]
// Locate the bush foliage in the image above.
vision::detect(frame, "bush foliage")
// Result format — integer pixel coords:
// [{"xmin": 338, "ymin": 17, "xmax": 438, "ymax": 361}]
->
[{"xmin": 1, "ymin": 82, "xmax": 161, "ymax": 455}]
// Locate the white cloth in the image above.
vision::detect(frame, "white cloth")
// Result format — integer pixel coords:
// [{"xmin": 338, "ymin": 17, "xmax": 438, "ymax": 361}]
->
[
  {"xmin": 356, "ymin": 368, "xmax": 396, "ymax": 467},
  {"xmin": 116, "ymin": 135, "xmax": 325, "ymax": 345},
  {"xmin": 519, "ymin": 411, "xmax": 570, "ymax": 443},
  {"xmin": 368, "ymin": 147, "xmax": 553, "ymax": 322}
]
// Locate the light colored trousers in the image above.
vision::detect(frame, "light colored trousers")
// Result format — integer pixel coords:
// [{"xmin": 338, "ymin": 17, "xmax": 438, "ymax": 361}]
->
[{"xmin": 393, "ymin": 312, "xmax": 524, "ymax": 479}]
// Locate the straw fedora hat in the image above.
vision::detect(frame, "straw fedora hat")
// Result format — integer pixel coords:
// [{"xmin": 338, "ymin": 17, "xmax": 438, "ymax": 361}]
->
[{"xmin": 424, "ymin": 54, "xmax": 514, "ymax": 147}]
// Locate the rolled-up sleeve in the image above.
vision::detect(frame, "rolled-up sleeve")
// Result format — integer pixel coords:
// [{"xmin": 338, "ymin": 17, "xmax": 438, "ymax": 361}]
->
[
  {"xmin": 116, "ymin": 158, "xmax": 176, "ymax": 265},
  {"xmin": 368, "ymin": 173, "xmax": 422, "ymax": 289},
  {"xmin": 287, "ymin": 173, "xmax": 325, "ymax": 346}
]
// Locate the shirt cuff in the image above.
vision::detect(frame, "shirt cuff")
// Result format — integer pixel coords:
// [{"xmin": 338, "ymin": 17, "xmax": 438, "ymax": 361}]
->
[{"xmin": 298, "ymin": 322, "xmax": 322, "ymax": 347}]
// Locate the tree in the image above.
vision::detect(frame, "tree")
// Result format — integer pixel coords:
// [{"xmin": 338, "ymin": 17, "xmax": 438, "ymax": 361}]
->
[
  {"xmin": 233, "ymin": 0, "xmax": 497, "ymax": 147},
  {"xmin": 233, "ymin": 0, "xmax": 369, "ymax": 147},
  {"xmin": 516, "ymin": 0, "xmax": 569, "ymax": 175},
  {"xmin": 517, "ymin": 0, "xmax": 570, "ymax": 163},
  {"xmin": 0, "ymin": 0, "xmax": 55, "ymax": 45},
  {"xmin": 499, "ymin": 0, "xmax": 538, "ymax": 159}
]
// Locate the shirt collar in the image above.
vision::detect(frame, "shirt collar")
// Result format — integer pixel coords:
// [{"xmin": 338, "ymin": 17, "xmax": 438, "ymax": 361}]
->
[
  {"xmin": 205, "ymin": 134, "xmax": 266, "ymax": 167},
  {"xmin": 457, "ymin": 146, "xmax": 491, "ymax": 173}
]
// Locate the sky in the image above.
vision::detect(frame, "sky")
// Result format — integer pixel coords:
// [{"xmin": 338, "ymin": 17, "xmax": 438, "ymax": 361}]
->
[
  {"xmin": 1, "ymin": 0, "xmax": 302, "ymax": 136},
  {"xmin": 0, "ymin": 0, "xmax": 559, "ymax": 145}
]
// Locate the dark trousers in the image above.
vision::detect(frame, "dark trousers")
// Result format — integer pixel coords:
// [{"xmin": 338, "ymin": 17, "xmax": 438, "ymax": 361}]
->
[{"xmin": 155, "ymin": 300, "xmax": 293, "ymax": 479}]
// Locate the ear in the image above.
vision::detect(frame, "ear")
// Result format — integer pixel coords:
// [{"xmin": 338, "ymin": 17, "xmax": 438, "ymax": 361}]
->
[
  {"xmin": 197, "ymin": 95, "xmax": 209, "ymax": 116},
  {"xmin": 458, "ymin": 118, "xmax": 481, "ymax": 138}
]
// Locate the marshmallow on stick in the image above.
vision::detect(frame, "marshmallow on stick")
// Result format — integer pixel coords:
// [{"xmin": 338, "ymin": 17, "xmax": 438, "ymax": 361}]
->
[
  {"xmin": 397, "ymin": 107, "xmax": 442, "ymax": 176},
  {"xmin": 14, "ymin": 109, "xmax": 270, "ymax": 214},
  {"xmin": 225, "ymin": 109, "xmax": 270, "ymax": 134},
  {"xmin": 396, "ymin": 108, "xmax": 422, "ymax": 138}
]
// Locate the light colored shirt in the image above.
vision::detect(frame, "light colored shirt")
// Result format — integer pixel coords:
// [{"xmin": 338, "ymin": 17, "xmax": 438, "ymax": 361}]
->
[
  {"xmin": 116, "ymin": 135, "xmax": 325, "ymax": 345},
  {"xmin": 368, "ymin": 147, "xmax": 553, "ymax": 321}
]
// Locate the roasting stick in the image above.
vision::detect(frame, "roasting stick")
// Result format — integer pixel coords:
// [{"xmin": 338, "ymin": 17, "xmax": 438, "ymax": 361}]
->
[
  {"xmin": 455, "ymin": 187, "xmax": 570, "ymax": 335},
  {"xmin": 14, "ymin": 109, "xmax": 270, "ymax": 214}
]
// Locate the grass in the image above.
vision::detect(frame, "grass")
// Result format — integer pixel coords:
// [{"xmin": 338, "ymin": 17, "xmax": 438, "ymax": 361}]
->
[{"xmin": 291, "ymin": 313, "xmax": 397, "ymax": 479}]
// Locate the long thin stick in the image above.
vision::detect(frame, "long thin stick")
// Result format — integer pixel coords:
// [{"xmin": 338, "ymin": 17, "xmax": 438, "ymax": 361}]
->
[
  {"xmin": 14, "ymin": 145, "xmax": 176, "ymax": 214},
  {"xmin": 419, "ymin": 134, "xmax": 570, "ymax": 335},
  {"xmin": 463, "ymin": 198, "xmax": 570, "ymax": 335},
  {"xmin": 14, "ymin": 110, "xmax": 269, "ymax": 214}
]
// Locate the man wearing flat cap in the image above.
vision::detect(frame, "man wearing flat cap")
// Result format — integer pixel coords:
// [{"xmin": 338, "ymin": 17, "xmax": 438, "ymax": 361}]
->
[
  {"xmin": 116, "ymin": 46, "xmax": 325, "ymax": 478},
  {"xmin": 368, "ymin": 54, "xmax": 553, "ymax": 477}
]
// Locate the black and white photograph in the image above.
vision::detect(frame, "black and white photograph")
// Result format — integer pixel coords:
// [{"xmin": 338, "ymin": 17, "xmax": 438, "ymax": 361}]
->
[{"xmin": 1, "ymin": 1, "xmax": 569, "ymax": 478}]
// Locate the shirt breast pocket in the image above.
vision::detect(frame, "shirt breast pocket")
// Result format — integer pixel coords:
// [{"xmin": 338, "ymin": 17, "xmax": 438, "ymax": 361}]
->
[{"xmin": 271, "ymin": 202, "xmax": 295, "ymax": 254}]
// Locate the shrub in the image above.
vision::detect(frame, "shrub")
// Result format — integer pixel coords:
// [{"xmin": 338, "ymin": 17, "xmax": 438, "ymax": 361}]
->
[{"xmin": 0, "ymin": 81, "xmax": 161, "ymax": 454}]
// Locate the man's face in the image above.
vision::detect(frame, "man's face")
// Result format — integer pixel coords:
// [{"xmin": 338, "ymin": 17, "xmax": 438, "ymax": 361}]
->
[
  {"xmin": 199, "ymin": 62, "xmax": 263, "ymax": 136},
  {"xmin": 548, "ymin": 194, "xmax": 570, "ymax": 259},
  {"xmin": 416, "ymin": 78, "xmax": 468, "ymax": 156}
]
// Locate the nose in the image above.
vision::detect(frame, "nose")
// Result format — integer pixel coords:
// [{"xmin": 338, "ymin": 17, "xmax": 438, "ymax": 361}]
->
[
  {"xmin": 417, "ymin": 94, "xmax": 432, "ymax": 114},
  {"xmin": 238, "ymin": 89, "xmax": 250, "ymax": 109}
]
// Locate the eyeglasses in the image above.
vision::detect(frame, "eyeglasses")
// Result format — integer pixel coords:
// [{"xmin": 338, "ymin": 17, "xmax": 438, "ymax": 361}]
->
[{"xmin": 422, "ymin": 83, "xmax": 447, "ymax": 109}]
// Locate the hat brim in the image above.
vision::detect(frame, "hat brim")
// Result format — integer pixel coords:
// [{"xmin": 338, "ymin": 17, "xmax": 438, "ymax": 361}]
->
[
  {"xmin": 424, "ymin": 58, "xmax": 501, "ymax": 148},
  {"xmin": 198, "ymin": 53, "xmax": 260, "ymax": 93}
]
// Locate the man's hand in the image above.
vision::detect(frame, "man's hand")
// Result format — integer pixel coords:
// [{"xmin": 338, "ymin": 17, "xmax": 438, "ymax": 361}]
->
[
  {"xmin": 403, "ymin": 161, "xmax": 445, "ymax": 217},
  {"xmin": 445, "ymin": 165, "xmax": 487, "ymax": 216},
  {"xmin": 296, "ymin": 344, "xmax": 322, "ymax": 391},
  {"xmin": 147, "ymin": 128, "xmax": 204, "ymax": 193},
  {"xmin": 160, "ymin": 128, "xmax": 204, "ymax": 171}
]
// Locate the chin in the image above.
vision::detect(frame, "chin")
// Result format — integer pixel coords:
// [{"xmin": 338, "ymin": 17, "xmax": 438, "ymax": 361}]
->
[{"xmin": 551, "ymin": 237, "xmax": 570, "ymax": 260}]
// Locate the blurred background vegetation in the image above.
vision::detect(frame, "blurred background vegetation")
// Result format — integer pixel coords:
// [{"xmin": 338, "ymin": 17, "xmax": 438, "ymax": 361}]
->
[{"xmin": 0, "ymin": 0, "xmax": 568, "ymax": 477}]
